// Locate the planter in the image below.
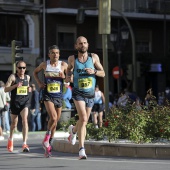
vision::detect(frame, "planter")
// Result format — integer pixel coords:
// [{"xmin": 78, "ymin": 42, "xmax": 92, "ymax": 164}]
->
[{"xmin": 59, "ymin": 109, "xmax": 72, "ymax": 123}]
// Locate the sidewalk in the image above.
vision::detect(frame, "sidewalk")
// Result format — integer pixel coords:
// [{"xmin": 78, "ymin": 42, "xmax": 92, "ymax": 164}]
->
[
  {"xmin": 2, "ymin": 131, "xmax": 69, "ymax": 140},
  {"xmin": 2, "ymin": 131, "xmax": 170, "ymax": 159}
]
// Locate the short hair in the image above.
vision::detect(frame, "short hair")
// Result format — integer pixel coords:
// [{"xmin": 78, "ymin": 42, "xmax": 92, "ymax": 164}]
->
[
  {"xmin": 48, "ymin": 45, "xmax": 60, "ymax": 53},
  {"xmin": 75, "ymin": 36, "xmax": 87, "ymax": 44},
  {"xmin": 95, "ymin": 84, "xmax": 99, "ymax": 88},
  {"xmin": 16, "ymin": 61, "xmax": 26, "ymax": 67}
]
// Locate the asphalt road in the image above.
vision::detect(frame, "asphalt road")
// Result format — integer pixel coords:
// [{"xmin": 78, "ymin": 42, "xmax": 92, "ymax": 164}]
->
[{"xmin": 0, "ymin": 138, "xmax": 170, "ymax": 170}]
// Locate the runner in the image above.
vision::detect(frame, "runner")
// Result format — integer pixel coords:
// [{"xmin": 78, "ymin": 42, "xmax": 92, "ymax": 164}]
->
[
  {"xmin": 33, "ymin": 45, "xmax": 67, "ymax": 157},
  {"xmin": 5, "ymin": 61, "xmax": 30, "ymax": 152},
  {"xmin": 66, "ymin": 36, "xmax": 105, "ymax": 159}
]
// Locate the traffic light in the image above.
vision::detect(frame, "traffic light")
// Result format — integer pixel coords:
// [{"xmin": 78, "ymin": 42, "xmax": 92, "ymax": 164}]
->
[
  {"xmin": 11, "ymin": 40, "xmax": 23, "ymax": 73},
  {"xmin": 127, "ymin": 64, "xmax": 132, "ymax": 80}
]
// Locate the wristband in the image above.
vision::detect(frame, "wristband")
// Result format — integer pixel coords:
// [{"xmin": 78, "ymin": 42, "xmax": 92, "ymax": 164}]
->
[{"xmin": 94, "ymin": 69, "xmax": 97, "ymax": 75}]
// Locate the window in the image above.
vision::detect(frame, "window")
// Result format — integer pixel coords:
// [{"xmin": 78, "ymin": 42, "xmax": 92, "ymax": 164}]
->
[
  {"xmin": 136, "ymin": 42, "xmax": 150, "ymax": 53},
  {"xmin": 0, "ymin": 15, "xmax": 28, "ymax": 47},
  {"xmin": 57, "ymin": 25, "xmax": 76, "ymax": 50},
  {"xmin": 136, "ymin": 30, "xmax": 152, "ymax": 53}
]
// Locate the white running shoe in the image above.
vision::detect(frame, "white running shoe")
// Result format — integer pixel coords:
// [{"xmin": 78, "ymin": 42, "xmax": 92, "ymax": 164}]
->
[
  {"xmin": 68, "ymin": 125, "xmax": 77, "ymax": 145},
  {"xmin": 0, "ymin": 136, "xmax": 4, "ymax": 140},
  {"xmin": 95, "ymin": 125, "xmax": 99, "ymax": 129},
  {"xmin": 79, "ymin": 148, "xmax": 87, "ymax": 160}
]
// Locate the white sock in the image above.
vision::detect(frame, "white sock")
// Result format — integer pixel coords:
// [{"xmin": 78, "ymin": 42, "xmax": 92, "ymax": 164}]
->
[{"xmin": 9, "ymin": 137, "xmax": 13, "ymax": 141}]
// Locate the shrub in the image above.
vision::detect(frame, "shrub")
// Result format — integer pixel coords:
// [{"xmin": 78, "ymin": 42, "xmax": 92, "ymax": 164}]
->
[{"xmin": 59, "ymin": 100, "xmax": 170, "ymax": 143}]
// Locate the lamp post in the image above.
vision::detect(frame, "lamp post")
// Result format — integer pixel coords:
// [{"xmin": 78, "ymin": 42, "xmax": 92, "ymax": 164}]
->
[
  {"xmin": 111, "ymin": 9, "xmax": 136, "ymax": 93},
  {"xmin": 110, "ymin": 23, "xmax": 129, "ymax": 94}
]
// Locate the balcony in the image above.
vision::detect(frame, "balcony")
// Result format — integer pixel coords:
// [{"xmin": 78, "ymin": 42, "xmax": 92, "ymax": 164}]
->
[
  {"xmin": 46, "ymin": 0, "xmax": 97, "ymax": 9},
  {"xmin": 0, "ymin": 0, "xmax": 34, "ymax": 3},
  {"xmin": 0, "ymin": 0, "xmax": 40, "ymax": 12},
  {"xmin": 112, "ymin": 0, "xmax": 170, "ymax": 14}
]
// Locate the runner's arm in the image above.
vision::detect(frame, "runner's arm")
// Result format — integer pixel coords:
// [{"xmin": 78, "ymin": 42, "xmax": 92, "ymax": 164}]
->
[
  {"xmin": 4, "ymin": 74, "xmax": 18, "ymax": 92},
  {"xmin": 65, "ymin": 56, "xmax": 74, "ymax": 83},
  {"xmin": 92, "ymin": 53, "xmax": 105, "ymax": 77},
  {"xmin": 33, "ymin": 62, "xmax": 46, "ymax": 89}
]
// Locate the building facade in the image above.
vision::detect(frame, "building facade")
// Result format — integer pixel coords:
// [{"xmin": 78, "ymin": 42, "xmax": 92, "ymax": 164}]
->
[
  {"xmin": 1, "ymin": 0, "xmax": 170, "ymax": 100},
  {"xmin": 0, "ymin": 0, "xmax": 41, "ymax": 83}
]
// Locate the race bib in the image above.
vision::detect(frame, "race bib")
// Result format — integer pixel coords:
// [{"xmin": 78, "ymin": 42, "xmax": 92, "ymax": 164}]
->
[
  {"xmin": 17, "ymin": 86, "xmax": 28, "ymax": 95},
  {"xmin": 78, "ymin": 77, "xmax": 92, "ymax": 89},
  {"xmin": 47, "ymin": 82, "xmax": 60, "ymax": 93}
]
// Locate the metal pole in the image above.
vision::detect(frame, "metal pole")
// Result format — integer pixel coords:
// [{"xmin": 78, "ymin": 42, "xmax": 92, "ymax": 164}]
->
[
  {"xmin": 102, "ymin": 34, "xmax": 109, "ymax": 114},
  {"xmin": 163, "ymin": 0, "xmax": 167, "ymax": 58},
  {"xmin": 11, "ymin": 40, "xmax": 16, "ymax": 74},
  {"xmin": 43, "ymin": 0, "xmax": 46, "ymax": 62},
  {"xmin": 111, "ymin": 9, "xmax": 136, "ymax": 92},
  {"xmin": 117, "ymin": 19, "xmax": 121, "ymax": 94},
  {"xmin": 118, "ymin": 50, "xmax": 121, "ymax": 93}
]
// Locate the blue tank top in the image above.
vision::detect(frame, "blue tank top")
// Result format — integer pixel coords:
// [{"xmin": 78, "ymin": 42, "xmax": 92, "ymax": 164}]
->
[
  {"xmin": 44, "ymin": 60, "xmax": 63, "ymax": 98},
  {"xmin": 73, "ymin": 54, "xmax": 96, "ymax": 98}
]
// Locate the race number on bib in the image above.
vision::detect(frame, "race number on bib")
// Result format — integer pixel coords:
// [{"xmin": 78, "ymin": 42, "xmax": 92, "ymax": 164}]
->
[
  {"xmin": 78, "ymin": 77, "xmax": 92, "ymax": 89},
  {"xmin": 17, "ymin": 86, "xmax": 28, "ymax": 95},
  {"xmin": 47, "ymin": 83, "xmax": 60, "ymax": 93}
]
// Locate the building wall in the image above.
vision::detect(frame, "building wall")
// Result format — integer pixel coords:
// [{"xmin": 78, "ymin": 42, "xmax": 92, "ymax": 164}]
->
[
  {"xmin": 0, "ymin": 1, "xmax": 41, "ymax": 85},
  {"xmin": 46, "ymin": 0, "xmax": 97, "ymax": 8},
  {"xmin": 0, "ymin": 0, "xmax": 169, "ymax": 99}
]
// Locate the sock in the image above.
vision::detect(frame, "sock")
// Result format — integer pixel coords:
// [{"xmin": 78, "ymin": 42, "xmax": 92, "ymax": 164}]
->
[
  {"xmin": 79, "ymin": 147, "xmax": 85, "ymax": 151},
  {"xmin": 46, "ymin": 130, "xmax": 51, "ymax": 135},
  {"xmin": 49, "ymin": 137, "xmax": 53, "ymax": 145},
  {"xmin": 23, "ymin": 142, "xmax": 26, "ymax": 145},
  {"xmin": 72, "ymin": 128, "xmax": 76, "ymax": 134},
  {"xmin": 8, "ymin": 137, "xmax": 13, "ymax": 141}
]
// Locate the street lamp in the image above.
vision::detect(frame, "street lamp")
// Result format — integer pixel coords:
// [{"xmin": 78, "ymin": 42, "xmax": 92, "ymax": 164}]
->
[{"xmin": 110, "ymin": 25, "xmax": 129, "ymax": 94}]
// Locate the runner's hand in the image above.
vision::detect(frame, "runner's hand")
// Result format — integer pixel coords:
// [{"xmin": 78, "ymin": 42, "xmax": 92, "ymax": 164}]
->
[
  {"xmin": 17, "ymin": 81, "xmax": 23, "ymax": 87},
  {"xmin": 84, "ymin": 68, "xmax": 96, "ymax": 74},
  {"xmin": 38, "ymin": 82, "xmax": 46, "ymax": 89}
]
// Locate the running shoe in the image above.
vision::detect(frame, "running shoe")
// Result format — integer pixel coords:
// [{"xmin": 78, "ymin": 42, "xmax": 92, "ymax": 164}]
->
[
  {"xmin": 7, "ymin": 138, "xmax": 13, "ymax": 152},
  {"xmin": 44, "ymin": 145, "xmax": 52, "ymax": 158},
  {"xmin": 22, "ymin": 144, "xmax": 29, "ymax": 152},
  {"xmin": 0, "ymin": 136, "xmax": 4, "ymax": 140},
  {"xmin": 42, "ymin": 134, "xmax": 51, "ymax": 157},
  {"xmin": 68, "ymin": 125, "xmax": 77, "ymax": 145},
  {"xmin": 79, "ymin": 148, "xmax": 87, "ymax": 160},
  {"xmin": 42, "ymin": 134, "xmax": 50, "ymax": 148}
]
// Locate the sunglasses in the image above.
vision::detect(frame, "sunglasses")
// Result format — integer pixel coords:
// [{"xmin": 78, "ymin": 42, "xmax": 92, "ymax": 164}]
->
[{"xmin": 18, "ymin": 67, "xmax": 26, "ymax": 70}]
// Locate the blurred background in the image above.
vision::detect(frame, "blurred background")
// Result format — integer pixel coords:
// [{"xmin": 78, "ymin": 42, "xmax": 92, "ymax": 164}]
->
[{"xmin": 0, "ymin": 0, "xmax": 170, "ymax": 101}]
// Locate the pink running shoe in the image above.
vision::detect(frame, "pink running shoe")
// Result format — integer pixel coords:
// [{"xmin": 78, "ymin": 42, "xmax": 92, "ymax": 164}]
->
[
  {"xmin": 42, "ymin": 134, "xmax": 51, "ymax": 157},
  {"xmin": 44, "ymin": 145, "xmax": 52, "ymax": 158}
]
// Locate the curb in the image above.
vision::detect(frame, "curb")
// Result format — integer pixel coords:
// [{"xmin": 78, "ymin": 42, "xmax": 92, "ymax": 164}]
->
[
  {"xmin": 3, "ymin": 131, "xmax": 69, "ymax": 140},
  {"xmin": 52, "ymin": 139, "xmax": 170, "ymax": 159},
  {"xmin": 3, "ymin": 131, "xmax": 170, "ymax": 159}
]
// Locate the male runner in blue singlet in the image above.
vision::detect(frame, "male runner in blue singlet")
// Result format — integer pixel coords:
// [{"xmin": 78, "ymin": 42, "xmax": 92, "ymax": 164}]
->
[
  {"xmin": 33, "ymin": 45, "xmax": 68, "ymax": 157},
  {"xmin": 66, "ymin": 36, "xmax": 105, "ymax": 159}
]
